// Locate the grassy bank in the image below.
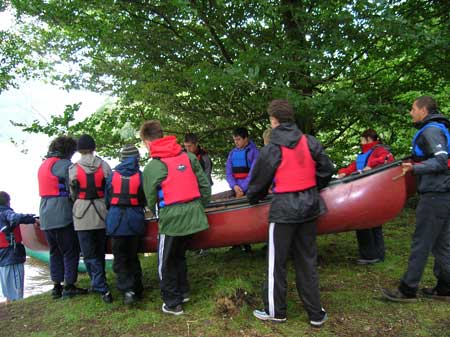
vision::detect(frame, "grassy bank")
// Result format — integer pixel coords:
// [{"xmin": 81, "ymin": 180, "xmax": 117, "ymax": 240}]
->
[{"xmin": 1, "ymin": 208, "xmax": 449, "ymax": 337}]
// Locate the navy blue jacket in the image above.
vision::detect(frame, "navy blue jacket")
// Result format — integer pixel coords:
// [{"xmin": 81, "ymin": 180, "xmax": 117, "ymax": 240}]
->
[
  {"xmin": 105, "ymin": 157, "xmax": 146, "ymax": 236},
  {"xmin": 0, "ymin": 205, "xmax": 35, "ymax": 266}
]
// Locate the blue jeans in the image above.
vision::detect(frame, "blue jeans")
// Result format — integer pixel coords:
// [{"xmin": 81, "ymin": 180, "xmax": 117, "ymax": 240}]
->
[
  {"xmin": 0, "ymin": 263, "xmax": 24, "ymax": 301},
  {"xmin": 77, "ymin": 229, "xmax": 108, "ymax": 293}
]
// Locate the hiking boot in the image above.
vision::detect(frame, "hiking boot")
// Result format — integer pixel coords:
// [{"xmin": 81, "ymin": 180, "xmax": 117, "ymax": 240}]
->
[
  {"xmin": 62, "ymin": 285, "xmax": 88, "ymax": 299},
  {"xmin": 102, "ymin": 291, "xmax": 113, "ymax": 303},
  {"xmin": 51, "ymin": 284, "xmax": 63, "ymax": 299},
  {"xmin": 123, "ymin": 291, "xmax": 136, "ymax": 305},
  {"xmin": 162, "ymin": 303, "xmax": 184, "ymax": 315},
  {"xmin": 421, "ymin": 287, "xmax": 450, "ymax": 302},
  {"xmin": 253, "ymin": 309, "xmax": 286, "ymax": 323},
  {"xmin": 381, "ymin": 288, "xmax": 417, "ymax": 302},
  {"xmin": 310, "ymin": 309, "xmax": 328, "ymax": 328},
  {"xmin": 357, "ymin": 258, "xmax": 382, "ymax": 265}
]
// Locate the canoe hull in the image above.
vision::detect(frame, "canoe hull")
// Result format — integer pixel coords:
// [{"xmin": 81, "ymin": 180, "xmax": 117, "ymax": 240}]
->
[{"xmin": 21, "ymin": 162, "xmax": 413, "ymax": 253}]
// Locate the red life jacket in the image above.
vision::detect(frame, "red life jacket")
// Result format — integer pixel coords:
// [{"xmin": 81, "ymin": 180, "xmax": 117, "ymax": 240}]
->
[
  {"xmin": 38, "ymin": 157, "xmax": 69, "ymax": 197},
  {"xmin": 110, "ymin": 171, "xmax": 141, "ymax": 206},
  {"xmin": 273, "ymin": 136, "xmax": 317, "ymax": 193},
  {"xmin": 159, "ymin": 152, "xmax": 201, "ymax": 206},
  {"xmin": 0, "ymin": 227, "xmax": 22, "ymax": 248},
  {"xmin": 76, "ymin": 164, "xmax": 105, "ymax": 199}
]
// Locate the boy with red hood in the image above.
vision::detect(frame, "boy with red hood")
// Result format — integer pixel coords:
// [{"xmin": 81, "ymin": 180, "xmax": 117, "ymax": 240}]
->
[
  {"xmin": 338, "ymin": 129, "xmax": 394, "ymax": 264},
  {"xmin": 140, "ymin": 120, "xmax": 211, "ymax": 316}
]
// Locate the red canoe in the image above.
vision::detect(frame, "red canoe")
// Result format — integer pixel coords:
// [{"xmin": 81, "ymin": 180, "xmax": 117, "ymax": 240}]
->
[{"xmin": 21, "ymin": 161, "xmax": 415, "ymax": 253}]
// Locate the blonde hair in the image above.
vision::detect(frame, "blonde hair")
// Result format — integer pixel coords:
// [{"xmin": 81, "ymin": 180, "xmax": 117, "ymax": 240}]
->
[{"xmin": 262, "ymin": 128, "xmax": 272, "ymax": 145}]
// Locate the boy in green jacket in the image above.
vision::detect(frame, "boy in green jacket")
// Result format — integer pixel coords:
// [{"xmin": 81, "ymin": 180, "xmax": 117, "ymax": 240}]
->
[{"xmin": 140, "ymin": 120, "xmax": 211, "ymax": 315}]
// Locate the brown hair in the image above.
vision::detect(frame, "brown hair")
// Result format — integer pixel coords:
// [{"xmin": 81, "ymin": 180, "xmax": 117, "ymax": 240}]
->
[
  {"xmin": 361, "ymin": 129, "xmax": 379, "ymax": 142},
  {"xmin": 267, "ymin": 99, "xmax": 295, "ymax": 123},
  {"xmin": 184, "ymin": 133, "xmax": 198, "ymax": 144},
  {"xmin": 140, "ymin": 120, "xmax": 163, "ymax": 141},
  {"xmin": 415, "ymin": 96, "xmax": 438, "ymax": 114}
]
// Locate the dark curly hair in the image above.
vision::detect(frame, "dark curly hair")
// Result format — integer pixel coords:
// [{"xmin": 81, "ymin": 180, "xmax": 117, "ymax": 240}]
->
[
  {"xmin": 0, "ymin": 191, "xmax": 10, "ymax": 206},
  {"xmin": 48, "ymin": 136, "xmax": 77, "ymax": 159}
]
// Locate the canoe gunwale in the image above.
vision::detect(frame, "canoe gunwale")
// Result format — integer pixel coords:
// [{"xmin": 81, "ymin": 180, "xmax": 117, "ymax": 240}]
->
[{"xmin": 144, "ymin": 160, "xmax": 406, "ymax": 221}]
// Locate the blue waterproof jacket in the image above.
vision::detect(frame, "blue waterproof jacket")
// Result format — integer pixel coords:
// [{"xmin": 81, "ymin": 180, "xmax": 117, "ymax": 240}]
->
[
  {"xmin": 0, "ymin": 205, "xmax": 35, "ymax": 266},
  {"xmin": 105, "ymin": 157, "xmax": 146, "ymax": 236}
]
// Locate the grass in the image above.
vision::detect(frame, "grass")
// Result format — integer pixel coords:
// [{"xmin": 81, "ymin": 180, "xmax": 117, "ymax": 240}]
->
[{"xmin": 1, "ymin": 207, "xmax": 449, "ymax": 337}]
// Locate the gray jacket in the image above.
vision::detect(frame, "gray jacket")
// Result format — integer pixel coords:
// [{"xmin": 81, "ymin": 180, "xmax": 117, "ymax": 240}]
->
[
  {"xmin": 39, "ymin": 156, "xmax": 74, "ymax": 230},
  {"xmin": 68, "ymin": 153, "xmax": 112, "ymax": 231}
]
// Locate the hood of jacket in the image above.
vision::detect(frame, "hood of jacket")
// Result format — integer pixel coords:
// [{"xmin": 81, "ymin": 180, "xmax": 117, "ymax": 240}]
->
[
  {"xmin": 270, "ymin": 122, "xmax": 303, "ymax": 149},
  {"xmin": 114, "ymin": 156, "xmax": 140, "ymax": 177},
  {"xmin": 414, "ymin": 113, "xmax": 450, "ymax": 129},
  {"xmin": 150, "ymin": 136, "xmax": 183, "ymax": 159},
  {"xmin": 76, "ymin": 153, "xmax": 104, "ymax": 174}
]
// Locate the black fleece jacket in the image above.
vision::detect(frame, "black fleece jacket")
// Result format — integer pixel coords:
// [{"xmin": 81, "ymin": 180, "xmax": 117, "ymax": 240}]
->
[{"xmin": 247, "ymin": 122, "xmax": 334, "ymax": 224}]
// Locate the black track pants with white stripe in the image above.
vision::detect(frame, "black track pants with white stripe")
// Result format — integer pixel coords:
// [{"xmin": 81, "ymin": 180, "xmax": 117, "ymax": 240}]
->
[
  {"xmin": 263, "ymin": 220, "xmax": 323, "ymax": 321},
  {"xmin": 157, "ymin": 234, "xmax": 191, "ymax": 307}
]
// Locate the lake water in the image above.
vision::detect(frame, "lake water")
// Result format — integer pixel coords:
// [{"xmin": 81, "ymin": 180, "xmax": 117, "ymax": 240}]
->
[{"xmin": 0, "ymin": 256, "xmax": 53, "ymax": 303}]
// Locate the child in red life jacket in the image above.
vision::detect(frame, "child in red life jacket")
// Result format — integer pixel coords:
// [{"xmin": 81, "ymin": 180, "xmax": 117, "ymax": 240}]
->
[
  {"xmin": 140, "ymin": 120, "xmax": 211, "ymax": 316},
  {"xmin": 105, "ymin": 145, "xmax": 146, "ymax": 305},
  {"xmin": 0, "ymin": 191, "xmax": 37, "ymax": 302},
  {"xmin": 338, "ymin": 129, "xmax": 394, "ymax": 264},
  {"xmin": 68, "ymin": 134, "xmax": 113, "ymax": 303}
]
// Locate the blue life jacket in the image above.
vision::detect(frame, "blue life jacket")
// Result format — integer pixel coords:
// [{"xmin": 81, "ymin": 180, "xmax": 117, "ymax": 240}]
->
[
  {"xmin": 412, "ymin": 122, "xmax": 450, "ymax": 158},
  {"xmin": 355, "ymin": 149, "xmax": 374, "ymax": 171},
  {"xmin": 231, "ymin": 148, "xmax": 250, "ymax": 179},
  {"xmin": 157, "ymin": 187, "xmax": 166, "ymax": 208}
]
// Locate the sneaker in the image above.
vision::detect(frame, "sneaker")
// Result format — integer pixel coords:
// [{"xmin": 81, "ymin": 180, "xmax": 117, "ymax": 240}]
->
[
  {"xmin": 62, "ymin": 285, "xmax": 88, "ymax": 299},
  {"xmin": 381, "ymin": 288, "xmax": 417, "ymax": 302},
  {"xmin": 102, "ymin": 291, "xmax": 113, "ymax": 303},
  {"xmin": 198, "ymin": 249, "xmax": 209, "ymax": 257},
  {"xmin": 421, "ymin": 287, "xmax": 450, "ymax": 302},
  {"xmin": 181, "ymin": 292, "xmax": 190, "ymax": 303},
  {"xmin": 253, "ymin": 309, "xmax": 286, "ymax": 323},
  {"xmin": 123, "ymin": 291, "xmax": 136, "ymax": 305},
  {"xmin": 242, "ymin": 245, "xmax": 252, "ymax": 253},
  {"xmin": 310, "ymin": 309, "xmax": 328, "ymax": 327},
  {"xmin": 162, "ymin": 303, "xmax": 184, "ymax": 315},
  {"xmin": 357, "ymin": 258, "xmax": 382, "ymax": 265},
  {"xmin": 51, "ymin": 284, "xmax": 63, "ymax": 299}
]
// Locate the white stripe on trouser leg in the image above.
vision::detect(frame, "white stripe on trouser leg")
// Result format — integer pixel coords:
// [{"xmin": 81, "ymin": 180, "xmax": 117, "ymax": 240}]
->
[
  {"xmin": 268, "ymin": 222, "xmax": 275, "ymax": 317},
  {"xmin": 158, "ymin": 234, "xmax": 166, "ymax": 281}
]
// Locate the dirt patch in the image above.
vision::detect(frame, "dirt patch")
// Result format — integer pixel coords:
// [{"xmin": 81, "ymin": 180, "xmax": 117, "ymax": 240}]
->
[{"xmin": 216, "ymin": 288, "xmax": 259, "ymax": 317}]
